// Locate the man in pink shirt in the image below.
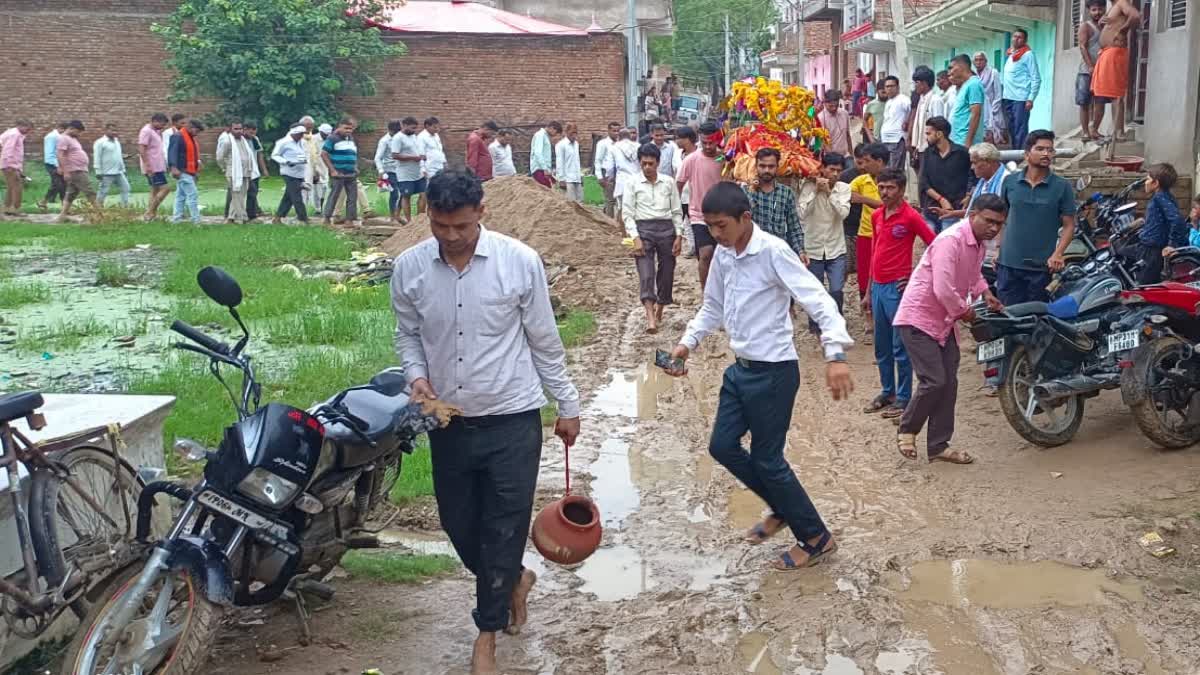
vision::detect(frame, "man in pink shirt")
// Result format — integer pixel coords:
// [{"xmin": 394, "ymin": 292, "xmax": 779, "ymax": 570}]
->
[
  {"xmin": 56, "ymin": 120, "xmax": 96, "ymax": 222},
  {"xmin": 893, "ymin": 194, "xmax": 1005, "ymax": 464},
  {"xmin": 0, "ymin": 120, "xmax": 33, "ymax": 216},
  {"xmin": 676, "ymin": 121, "xmax": 726, "ymax": 291},
  {"xmin": 138, "ymin": 113, "xmax": 171, "ymax": 220},
  {"xmin": 817, "ymin": 90, "xmax": 853, "ymax": 164}
]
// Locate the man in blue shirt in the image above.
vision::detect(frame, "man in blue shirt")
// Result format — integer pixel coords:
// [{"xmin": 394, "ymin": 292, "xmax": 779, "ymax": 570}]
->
[
  {"xmin": 36, "ymin": 121, "xmax": 67, "ymax": 211},
  {"xmin": 948, "ymin": 54, "xmax": 986, "ymax": 148},
  {"xmin": 997, "ymin": 130, "xmax": 1076, "ymax": 305},
  {"xmin": 1136, "ymin": 162, "xmax": 1186, "ymax": 283},
  {"xmin": 1001, "ymin": 28, "xmax": 1042, "ymax": 151}
]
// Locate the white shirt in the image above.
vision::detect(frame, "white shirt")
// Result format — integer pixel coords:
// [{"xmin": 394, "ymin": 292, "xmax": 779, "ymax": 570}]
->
[
  {"xmin": 529, "ymin": 128, "xmax": 553, "ymax": 174},
  {"xmin": 489, "ymin": 140, "xmax": 516, "ymax": 177},
  {"xmin": 681, "ymin": 224, "xmax": 853, "ymax": 362},
  {"xmin": 653, "ymin": 141, "xmax": 677, "ymax": 177},
  {"xmin": 389, "ymin": 132, "xmax": 423, "ymax": 182},
  {"xmin": 554, "ymin": 138, "xmax": 581, "ymax": 183},
  {"xmin": 216, "ymin": 131, "xmax": 231, "ymax": 161},
  {"xmin": 593, "ymin": 136, "xmax": 616, "ymax": 178},
  {"xmin": 880, "ymin": 94, "xmax": 911, "ymax": 144},
  {"xmin": 620, "ymin": 172, "xmax": 685, "ymax": 238},
  {"xmin": 93, "ymin": 136, "xmax": 125, "ymax": 175},
  {"xmin": 271, "ymin": 136, "xmax": 309, "ymax": 180},
  {"xmin": 161, "ymin": 127, "xmax": 175, "ymax": 162},
  {"xmin": 391, "ymin": 226, "xmax": 581, "ymax": 418},
  {"xmin": 912, "ymin": 92, "xmax": 945, "ymax": 153},
  {"xmin": 798, "ymin": 181, "xmax": 852, "ymax": 259},
  {"xmin": 375, "ymin": 132, "xmax": 396, "ymax": 174},
  {"xmin": 939, "ymin": 86, "xmax": 958, "ymax": 119},
  {"xmin": 604, "ymin": 139, "xmax": 641, "ymax": 198},
  {"xmin": 417, "ymin": 129, "xmax": 445, "ymax": 177}
]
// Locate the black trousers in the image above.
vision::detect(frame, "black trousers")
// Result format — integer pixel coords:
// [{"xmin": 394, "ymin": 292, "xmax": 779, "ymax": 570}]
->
[
  {"xmin": 247, "ymin": 178, "xmax": 260, "ymax": 220},
  {"xmin": 275, "ymin": 175, "xmax": 308, "ymax": 221},
  {"xmin": 43, "ymin": 163, "xmax": 66, "ymax": 204},
  {"xmin": 428, "ymin": 409, "xmax": 541, "ymax": 632}
]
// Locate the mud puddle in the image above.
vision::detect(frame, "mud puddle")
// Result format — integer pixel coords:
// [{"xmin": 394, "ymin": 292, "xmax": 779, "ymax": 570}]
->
[{"xmin": 899, "ymin": 559, "xmax": 1144, "ymax": 608}]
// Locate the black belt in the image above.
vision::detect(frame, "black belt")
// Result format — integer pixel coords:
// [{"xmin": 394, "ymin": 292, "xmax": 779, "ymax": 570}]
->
[
  {"xmin": 449, "ymin": 409, "xmax": 539, "ymax": 429},
  {"xmin": 734, "ymin": 357, "xmax": 795, "ymax": 370}
]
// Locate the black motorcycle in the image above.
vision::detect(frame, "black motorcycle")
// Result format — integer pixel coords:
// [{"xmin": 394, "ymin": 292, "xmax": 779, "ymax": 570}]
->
[{"xmin": 65, "ymin": 267, "xmax": 451, "ymax": 675}]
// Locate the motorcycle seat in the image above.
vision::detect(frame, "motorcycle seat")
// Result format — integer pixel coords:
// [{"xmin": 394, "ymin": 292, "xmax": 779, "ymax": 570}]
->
[
  {"xmin": 1005, "ymin": 302, "xmax": 1050, "ymax": 317},
  {"xmin": 0, "ymin": 391, "xmax": 43, "ymax": 424},
  {"xmin": 321, "ymin": 374, "xmax": 412, "ymax": 468}
]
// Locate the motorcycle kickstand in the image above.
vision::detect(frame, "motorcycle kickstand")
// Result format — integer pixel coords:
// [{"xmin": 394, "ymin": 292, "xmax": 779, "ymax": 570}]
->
[
  {"xmin": 288, "ymin": 586, "xmax": 312, "ymax": 646},
  {"xmin": 285, "ymin": 577, "xmax": 336, "ymax": 647}
]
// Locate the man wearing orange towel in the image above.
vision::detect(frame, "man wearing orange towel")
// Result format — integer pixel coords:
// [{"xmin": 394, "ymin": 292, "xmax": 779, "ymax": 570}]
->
[{"xmin": 1091, "ymin": 0, "xmax": 1141, "ymax": 141}]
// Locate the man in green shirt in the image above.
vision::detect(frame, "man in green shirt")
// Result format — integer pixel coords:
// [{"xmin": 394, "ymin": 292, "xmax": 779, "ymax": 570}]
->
[{"xmin": 863, "ymin": 83, "xmax": 888, "ymax": 144}]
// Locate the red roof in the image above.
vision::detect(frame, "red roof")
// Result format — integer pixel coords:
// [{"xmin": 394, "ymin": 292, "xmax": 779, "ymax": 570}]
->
[{"xmin": 369, "ymin": 1, "xmax": 588, "ymax": 35}]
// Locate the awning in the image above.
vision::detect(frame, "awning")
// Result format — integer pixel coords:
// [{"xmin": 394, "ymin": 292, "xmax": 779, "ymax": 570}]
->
[
  {"xmin": 366, "ymin": 0, "xmax": 588, "ymax": 35},
  {"xmin": 905, "ymin": 0, "xmax": 1054, "ymax": 50},
  {"xmin": 841, "ymin": 22, "xmax": 894, "ymax": 53}
]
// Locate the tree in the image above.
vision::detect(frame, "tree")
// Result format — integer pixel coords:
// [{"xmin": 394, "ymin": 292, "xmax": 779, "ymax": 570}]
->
[
  {"xmin": 663, "ymin": 0, "xmax": 778, "ymax": 101},
  {"xmin": 153, "ymin": 0, "xmax": 405, "ymax": 136}
]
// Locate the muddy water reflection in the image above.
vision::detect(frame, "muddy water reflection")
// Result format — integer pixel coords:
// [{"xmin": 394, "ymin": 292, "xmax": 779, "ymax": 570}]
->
[
  {"xmin": 902, "ymin": 559, "xmax": 1144, "ymax": 608},
  {"xmin": 574, "ymin": 545, "xmax": 656, "ymax": 601},
  {"xmin": 587, "ymin": 437, "xmax": 640, "ymax": 527},
  {"xmin": 587, "ymin": 365, "xmax": 675, "ymax": 419}
]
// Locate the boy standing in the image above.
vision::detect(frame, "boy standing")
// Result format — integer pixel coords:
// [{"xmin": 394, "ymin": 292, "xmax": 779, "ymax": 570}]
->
[
  {"xmin": 862, "ymin": 168, "xmax": 936, "ymax": 420},
  {"xmin": 1136, "ymin": 162, "xmax": 1185, "ymax": 283},
  {"xmin": 666, "ymin": 183, "xmax": 853, "ymax": 571}
]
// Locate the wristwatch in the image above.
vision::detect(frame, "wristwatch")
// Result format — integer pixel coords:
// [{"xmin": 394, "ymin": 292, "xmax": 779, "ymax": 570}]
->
[{"xmin": 826, "ymin": 353, "xmax": 848, "ymax": 364}]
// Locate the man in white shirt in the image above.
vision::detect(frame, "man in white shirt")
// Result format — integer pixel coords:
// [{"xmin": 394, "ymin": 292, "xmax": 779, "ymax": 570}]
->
[
  {"xmin": 879, "ymin": 75, "xmax": 911, "ymax": 169},
  {"xmin": 216, "ymin": 120, "xmax": 260, "ymax": 224},
  {"xmin": 649, "ymin": 124, "xmax": 676, "ymax": 177},
  {"xmin": 666, "ymin": 182, "xmax": 853, "ymax": 571},
  {"xmin": 936, "ymin": 71, "xmax": 958, "ymax": 121},
  {"xmin": 604, "ymin": 127, "xmax": 641, "ymax": 223},
  {"xmin": 93, "ymin": 123, "xmax": 130, "ymax": 207},
  {"xmin": 416, "ymin": 116, "xmax": 446, "ymax": 213},
  {"xmin": 489, "ymin": 130, "xmax": 517, "ymax": 177},
  {"xmin": 391, "ymin": 170, "xmax": 580, "ymax": 675},
  {"xmin": 554, "ymin": 123, "xmax": 583, "ymax": 203},
  {"xmin": 270, "ymin": 126, "xmax": 309, "ymax": 223},
  {"xmin": 799, "ymin": 152, "xmax": 853, "ymax": 330},
  {"xmin": 622, "ymin": 142, "xmax": 684, "ymax": 333},
  {"xmin": 593, "ymin": 122, "xmax": 620, "ymax": 217},
  {"xmin": 909, "ymin": 67, "xmax": 944, "ymax": 165},
  {"xmin": 375, "ymin": 119, "xmax": 400, "ymax": 219},
  {"xmin": 389, "ymin": 116, "xmax": 426, "ymax": 224},
  {"xmin": 529, "ymin": 121, "xmax": 562, "ymax": 188}
]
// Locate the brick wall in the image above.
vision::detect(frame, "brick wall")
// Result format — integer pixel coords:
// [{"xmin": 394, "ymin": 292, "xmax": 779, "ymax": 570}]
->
[{"xmin": 0, "ymin": 1, "xmax": 627, "ymax": 168}]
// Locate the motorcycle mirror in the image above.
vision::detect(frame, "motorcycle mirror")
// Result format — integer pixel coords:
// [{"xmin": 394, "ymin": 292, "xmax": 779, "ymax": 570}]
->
[
  {"xmin": 1076, "ymin": 175, "xmax": 1093, "ymax": 191},
  {"xmin": 173, "ymin": 438, "xmax": 212, "ymax": 463},
  {"xmin": 197, "ymin": 266, "xmax": 243, "ymax": 308}
]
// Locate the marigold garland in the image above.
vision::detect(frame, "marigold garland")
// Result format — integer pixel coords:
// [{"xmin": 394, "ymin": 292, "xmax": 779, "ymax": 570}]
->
[{"xmin": 721, "ymin": 77, "xmax": 829, "ymax": 178}]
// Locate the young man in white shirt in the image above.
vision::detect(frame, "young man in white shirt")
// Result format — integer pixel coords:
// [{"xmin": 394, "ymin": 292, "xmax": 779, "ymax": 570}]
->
[
  {"xmin": 593, "ymin": 122, "xmax": 621, "ymax": 217},
  {"xmin": 666, "ymin": 182, "xmax": 854, "ymax": 571},
  {"xmin": 389, "ymin": 116, "xmax": 426, "ymax": 225},
  {"xmin": 93, "ymin": 123, "xmax": 130, "ymax": 207},
  {"xmin": 604, "ymin": 127, "xmax": 641, "ymax": 223},
  {"xmin": 649, "ymin": 124, "xmax": 676, "ymax": 177},
  {"xmin": 391, "ymin": 170, "xmax": 580, "ymax": 675},
  {"xmin": 554, "ymin": 123, "xmax": 583, "ymax": 203},
  {"xmin": 489, "ymin": 130, "xmax": 517, "ymax": 177},
  {"xmin": 622, "ymin": 142, "xmax": 684, "ymax": 333},
  {"xmin": 416, "ymin": 116, "xmax": 445, "ymax": 213},
  {"xmin": 375, "ymin": 119, "xmax": 400, "ymax": 219},
  {"xmin": 879, "ymin": 75, "xmax": 911, "ymax": 170},
  {"xmin": 529, "ymin": 121, "xmax": 562, "ymax": 187},
  {"xmin": 798, "ymin": 152, "xmax": 853, "ymax": 331}
]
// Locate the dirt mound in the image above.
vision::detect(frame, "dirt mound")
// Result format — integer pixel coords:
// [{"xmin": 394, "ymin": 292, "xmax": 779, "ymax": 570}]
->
[{"xmin": 380, "ymin": 176, "xmax": 631, "ymax": 309}]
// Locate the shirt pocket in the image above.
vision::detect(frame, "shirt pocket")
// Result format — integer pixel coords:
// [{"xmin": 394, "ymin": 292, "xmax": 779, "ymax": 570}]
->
[{"xmin": 476, "ymin": 293, "xmax": 520, "ymax": 336}]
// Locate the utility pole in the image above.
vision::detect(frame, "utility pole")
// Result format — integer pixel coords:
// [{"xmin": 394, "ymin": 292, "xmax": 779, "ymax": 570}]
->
[
  {"xmin": 795, "ymin": 1, "xmax": 806, "ymax": 87},
  {"xmin": 626, "ymin": 0, "xmax": 638, "ymax": 128},
  {"xmin": 888, "ymin": 0, "xmax": 910, "ymax": 94},
  {"xmin": 724, "ymin": 13, "xmax": 730, "ymax": 94}
]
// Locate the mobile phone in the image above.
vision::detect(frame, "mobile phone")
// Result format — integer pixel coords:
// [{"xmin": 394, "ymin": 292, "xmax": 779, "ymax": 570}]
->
[{"xmin": 654, "ymin": 348, "xmax": 684, "ymax": 372}]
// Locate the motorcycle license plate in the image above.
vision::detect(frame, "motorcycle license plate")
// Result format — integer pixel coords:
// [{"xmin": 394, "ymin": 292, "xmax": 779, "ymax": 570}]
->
[
  {"xmin": 1107, "ymin": 330, "xmax": 1140, "ymax": 354},
  {"xmin": 195, "ymin": 490, "xmax": 290, "ymax": 541},
  {"xmin": 977, "ymin": 339, "xmax": 1005, "ymax": 363}
]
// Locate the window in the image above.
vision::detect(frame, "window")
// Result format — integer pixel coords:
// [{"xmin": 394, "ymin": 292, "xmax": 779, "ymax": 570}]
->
[
  {"xmin": 1168, "ymin": 0, "xmax": 1186, "ymax": 28},
  {"xmin": 1070, "ymin": 0, "xmax": 1082, "ymax": 46}
]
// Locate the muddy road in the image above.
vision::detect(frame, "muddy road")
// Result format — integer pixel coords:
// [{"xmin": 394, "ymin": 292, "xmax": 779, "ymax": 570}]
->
[{"xmin": 212, "ymin": 268, "xmax": 1200, "ymax": 675}]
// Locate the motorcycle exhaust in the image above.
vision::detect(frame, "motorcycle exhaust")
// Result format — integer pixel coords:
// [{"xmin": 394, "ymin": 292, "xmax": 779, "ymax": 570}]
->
[{"xmin": 1032, "ymin": 372, "xmax": 1121, "ymax": 401}]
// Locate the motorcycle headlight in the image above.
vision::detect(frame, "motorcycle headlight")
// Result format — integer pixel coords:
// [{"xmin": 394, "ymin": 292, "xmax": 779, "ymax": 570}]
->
[{"xmin": 237, "ymin": 468, "xmax": 300, "ymax": 508}]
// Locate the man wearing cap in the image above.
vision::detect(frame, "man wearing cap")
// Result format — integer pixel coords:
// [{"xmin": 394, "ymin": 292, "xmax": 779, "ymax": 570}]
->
[{"xmin": 271, "ymin": 126, "xmax": 310, "ymax": 223}]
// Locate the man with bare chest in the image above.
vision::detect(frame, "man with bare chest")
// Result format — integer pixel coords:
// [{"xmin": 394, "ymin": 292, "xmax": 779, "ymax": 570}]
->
[{"xmin": 1091, "ymin": 0, "xmax": 1140, "ymax": 140}]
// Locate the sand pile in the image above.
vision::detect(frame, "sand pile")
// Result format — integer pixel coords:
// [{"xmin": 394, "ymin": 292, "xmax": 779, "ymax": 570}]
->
[{"xmin": 380, "ymin": 176, "xmax": 633, "ymax": 308}]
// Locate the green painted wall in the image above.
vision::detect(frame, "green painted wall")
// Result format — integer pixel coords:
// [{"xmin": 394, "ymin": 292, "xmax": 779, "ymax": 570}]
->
[{"xmin": 913, "ymin": 21, "xmax": 1057, "ymax": 132}]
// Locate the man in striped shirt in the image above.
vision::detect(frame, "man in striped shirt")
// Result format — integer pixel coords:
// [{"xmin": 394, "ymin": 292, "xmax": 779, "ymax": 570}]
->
[{"xmin": 320, "ymin": 117, "xmax": 360, "ymax": 226}]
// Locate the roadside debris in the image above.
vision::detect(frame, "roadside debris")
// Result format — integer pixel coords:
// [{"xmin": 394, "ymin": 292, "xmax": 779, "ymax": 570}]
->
[{"xmin": 1137, "ymin": 531, "xmax": 1177, "ymax": 558}]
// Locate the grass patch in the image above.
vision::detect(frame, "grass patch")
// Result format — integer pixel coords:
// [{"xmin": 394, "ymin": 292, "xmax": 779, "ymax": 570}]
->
[
  {"xmin": 13, "ymin": 316, "xmax": 146, "ymax": 353},
  {"xmin": 583, "ymin": 175, "xmax": 605, "ymax": 206},
  {"xmin": 263, "ymin": 309, "xmax": 392, "ymax": 347},
  {"xmin": 557, "ymin": 309, "xmax": 597, "ymax": 348},
  {"xmin": 340, "ymin": 550, "xmax": 457, "ymax": 584},
  {"xmin": 0, "ymin": 280, "xmax": 49, "ymax": 308},
  {"xmin": 388, "ymin": 439, "xmax": 433, "ymax": 504},
  {"xmin": 96, "ymin": 259, "xmax": 136, "ymax": 287}
]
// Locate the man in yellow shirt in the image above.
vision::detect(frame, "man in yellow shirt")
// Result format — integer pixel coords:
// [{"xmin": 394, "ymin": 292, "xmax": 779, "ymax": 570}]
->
[{"xmin": 850, "ymin": 143, "xmax": 887, "ymax": 310}]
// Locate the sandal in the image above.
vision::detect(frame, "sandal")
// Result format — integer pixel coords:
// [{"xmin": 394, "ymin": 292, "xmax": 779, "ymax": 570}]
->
[
  {"xmin": 862, "ymin": 394, "xmax": 895, "ymax": 414},
  {"xmin": 772, "ymin": 531, "xmax": 838, "ymax": 571},
  {"xmin": 743, "ymin": 515, "xmax": 784, "ymax": 545},
  {"xmin": 880, "ymin": 402, "xmax": 906, "ymax": 419},
  {"xmin": 897, "ymin": 433, "xmax": 918, "ymax": 460},
  {"xmin": 929, "ymin": 449, "xmax": 974, "ymax": 465}
]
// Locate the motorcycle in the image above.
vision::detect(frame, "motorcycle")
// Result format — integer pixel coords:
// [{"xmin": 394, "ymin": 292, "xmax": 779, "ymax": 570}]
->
[
  {"xmin": 65, "ymin": 266, "xmax": 454, "ymax": 675},
  {"xmin": 1118, "ymin": 282, "xmax": 1200, "ymax": 448}
]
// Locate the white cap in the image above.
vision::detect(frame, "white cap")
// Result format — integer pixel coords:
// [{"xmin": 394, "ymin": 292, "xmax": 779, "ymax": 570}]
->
[
  {"xmin": 318, "ymin": 123, "xmax": 333, "ymax": 134},
  {"xmin": 289, "ymin": 126, "xmax": 306, "ymax": 135}
]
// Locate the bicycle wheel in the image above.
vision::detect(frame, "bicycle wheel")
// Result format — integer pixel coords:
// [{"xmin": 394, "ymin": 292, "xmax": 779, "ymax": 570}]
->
[{"xmin": 29, "ymin": 446, "xmax": 140, "ymax": 590}]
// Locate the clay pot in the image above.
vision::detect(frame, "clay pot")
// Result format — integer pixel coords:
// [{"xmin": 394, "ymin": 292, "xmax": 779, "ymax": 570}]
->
[{"xmin": 531, "ymin": 494, "xmax": 602, "ymax": 565}]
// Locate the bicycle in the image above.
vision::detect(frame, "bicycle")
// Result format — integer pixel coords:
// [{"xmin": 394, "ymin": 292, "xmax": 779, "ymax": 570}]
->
[{"xmin": 0, "ymin": 391, "xmax": 143, "ymax": 642}]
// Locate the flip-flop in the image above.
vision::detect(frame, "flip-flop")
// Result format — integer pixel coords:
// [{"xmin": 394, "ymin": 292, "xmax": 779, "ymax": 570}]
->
[
  {"xmin": 772, "ymin": 532, "xmax": 838, "ymax": 571},
  {"xmin": 880, "ymin": 403, "xmax": 906, "ymax": 419},
  {"xmin": 862, "ymin": 394, "xmax": 895, "ymax": 414},
  {"xmin": 929, "ymin": 449, "xmax": 974, "ymax": 465},
  {"xmin": 897, "ymin": 433, "xmax": 918, "ymax": 460}
]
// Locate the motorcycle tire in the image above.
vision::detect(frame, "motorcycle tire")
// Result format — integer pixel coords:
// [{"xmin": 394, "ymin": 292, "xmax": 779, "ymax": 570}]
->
[
  {"xmin": 997, "ymin": 345, "xmax": 1085, "ymax": 447},
  {"xmin": 63, "ymin": 563, "xmax": 222, "ymax": 675},
  {"xmin": 1122, "ymin": 336, "xmax": 1200, "ymax": 449}
]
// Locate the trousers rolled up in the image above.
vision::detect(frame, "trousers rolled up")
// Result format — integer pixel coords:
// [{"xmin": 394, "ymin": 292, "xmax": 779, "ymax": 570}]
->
[
  {"xmin": 276, "ymin": 176, "xmax": 308, "ymax": 222},
  {"xmin": 635, "ymin": 218, "xmax": 677, "ymax": 305},
  {"xmin": 97, "ymin": 174, "xmax": 131, "ymax": 207},
  {"xmin": 226, "ymin": 177, "xmax": 249, "ymax": 223},
  {"xmin": 323, "ymin": 174, "xmax": 357, "ymax": 221},
  {"xmin": 897, "ymin": 326, "xmax": 960, "ymax": 455},
  {"xmin": 709, "ymin": 360, "xmax": 827, "ymax": 542},
  {"xmin": 428, "ymin": 410, "xmax": 541, "ymax": 633}
]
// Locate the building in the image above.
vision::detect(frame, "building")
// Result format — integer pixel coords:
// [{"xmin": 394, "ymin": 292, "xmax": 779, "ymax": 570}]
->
[
  {"xmin": 905, "ymin": 0, "xmax": 1057, "ymax": 132},
  {"xmin": 840, "ymin": 0, "xmax": 948, "ymax": 86},
  {"xmin": 761, "ymin": 22, "xmax": 836, "ymax": 95}
]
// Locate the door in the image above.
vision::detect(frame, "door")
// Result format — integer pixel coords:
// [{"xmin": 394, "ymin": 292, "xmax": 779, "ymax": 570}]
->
[{"xmin": 1127, "ymin": 0, "xmax": 1152, "ymax": 123}]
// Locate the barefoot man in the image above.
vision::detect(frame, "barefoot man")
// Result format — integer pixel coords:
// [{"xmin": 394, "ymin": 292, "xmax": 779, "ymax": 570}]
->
[
  {"xmin": 666, "ymin": 183, "xmax": 854, "ymax": 571},
  {"xmin": 1091, "ymin": 0, "xmax": 1140, "ymax": 142},
  {"xmin": 391, "ymin": 170, "xmax": 581, "ymax": 674}
]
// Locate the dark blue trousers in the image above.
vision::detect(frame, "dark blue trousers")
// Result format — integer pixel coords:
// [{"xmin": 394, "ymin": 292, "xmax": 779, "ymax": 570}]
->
[
  {"xmin": 996, "ymin": 264, "xmax": 1051, "ymax": 306},
  {"xmin": 709, "ymin": 360, "xmax": 827, "ymax": 541},
  {"xmin": 429, "ymin": 409, "xmax": 541, "ymax": 633}
]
